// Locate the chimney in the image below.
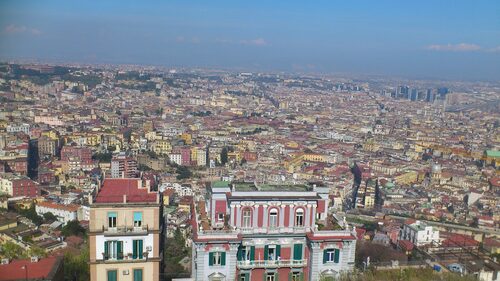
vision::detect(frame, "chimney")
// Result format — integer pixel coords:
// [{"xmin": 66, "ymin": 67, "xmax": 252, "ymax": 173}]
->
[{"xmin": 123, "ymin": 194, "xmax": 127, "ymax": 203}]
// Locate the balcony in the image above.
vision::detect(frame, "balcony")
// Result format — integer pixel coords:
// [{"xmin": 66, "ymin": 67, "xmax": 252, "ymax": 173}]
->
[
  {"xmin": 98, "ymin": 225, "xmax": 150, "ymax": 236},
  {"xmin": 237, "ymin": 259, "xmax": 307, "ymax": 269},
  {"xmin": 196, "ymin": 228, "xmax": 240, "ymax": 240},
  {"xmin": 239, "ymin": 226, "xmax": 310, "ymax": 235},
  {"xmin": 100, "ymin": 252, "xmax": 150, "ymax": 263}
]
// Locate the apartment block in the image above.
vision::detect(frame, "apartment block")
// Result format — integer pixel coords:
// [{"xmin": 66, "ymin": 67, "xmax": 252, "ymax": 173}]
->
[
  {"xmin": 111, "ymin": 153, "xmax": 138, "ymax": 178},
  {"xmin": 399, "ymin": 220, "xmax": 439, "ymax": 246},
  {"xmin": 89, "ymin": 178, "xmax": 163, "ymax": 281}
]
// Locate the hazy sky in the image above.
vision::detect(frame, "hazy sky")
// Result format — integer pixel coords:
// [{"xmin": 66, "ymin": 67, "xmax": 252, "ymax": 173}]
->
[{"xmin": 1, "ymin": 0, "xmax": 499, "ymax": 80}]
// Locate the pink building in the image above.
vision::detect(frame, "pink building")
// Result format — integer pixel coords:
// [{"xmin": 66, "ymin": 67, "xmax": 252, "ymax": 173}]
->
[
  {"xmin": 191, "ymin": 181, "xmax": 357, "ymax": 281},
  {"xmin": 180, "ymin": 147, "xmax": 191, "ymax": 166}
]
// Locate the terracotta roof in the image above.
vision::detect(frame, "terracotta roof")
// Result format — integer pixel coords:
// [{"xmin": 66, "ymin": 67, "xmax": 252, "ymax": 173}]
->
[
  {"xmin": 398, "ymin": 240, "xmax": 414, "ymax": 251},
  {"xmin": 442, "ymin": 234, "xmax": 479, "ymax": 247},
  {"xmin": 484, "ymin": 238, "xmax": 500, "ymax": 247},
  {"xmin": 37, "ymin": 201, "xmax": 79, "ymax": 212},
  {"xmin": 94, "ymin": 178, "xmax": 157, "ymax": 203},
  {"xmin": 163, "ymin": 189, "xmax": 175, "ymax": 197},
  {"xmin": 0, "ymin": 256, "xmax": 62, "ymax": 281}
]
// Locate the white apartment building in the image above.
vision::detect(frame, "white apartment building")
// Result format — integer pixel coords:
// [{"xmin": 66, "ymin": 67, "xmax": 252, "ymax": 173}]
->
[
  {"xmin": 399, "ymin": 220, "xmax": 439, "ymax": 246},
  {"xmin": 36, "ymin": 201, "xmax": 79, "ymax": 225}
]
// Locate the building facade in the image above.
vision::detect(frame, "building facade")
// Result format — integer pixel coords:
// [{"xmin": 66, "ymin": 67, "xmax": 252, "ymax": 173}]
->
[
  {"xmin": 38, "ymin": 135, "xmax": 59, "ymax": 159},
  {"xmin": 35, "ymin": 201, "xmax": 79, "ymax": 225},
  {"xmin": 191, "ymin": 181, "xmax": 357, "ymax": 281},
  {"xmin": 111, "ymin": 153, "xmax": 138, "ymax": 178},
  {"xmin": 89, "ymin": 178, "xmax": 163, "ymax": 281},
  {"xmin": 0, "ymin": 175, "xmax": 40, "ymax": 198},
  {"xmin": 399, "ymin": 220, "xmax": 439, "ymax": 246}
]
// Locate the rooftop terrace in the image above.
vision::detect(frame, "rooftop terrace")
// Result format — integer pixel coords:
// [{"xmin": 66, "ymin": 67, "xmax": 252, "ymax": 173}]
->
[
  {"xmin": 92, "ymin": 178, "xmax": 159, "ymax": 204},
  {"xmin": 231, "ymin": 182, "xmax": 312, "ymax": 192}
]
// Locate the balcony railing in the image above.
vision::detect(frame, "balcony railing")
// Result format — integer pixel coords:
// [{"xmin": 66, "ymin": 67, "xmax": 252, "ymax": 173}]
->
[
  {"xmin": 237, "ymin": 259, "xmax": 307, "ymax": 269},
  {"xmin": 98, "ymin": 225, "xmax": 150, "ymax": 235},
  {"xmin": 239, "ymin": 226, "xmax": 310, "ymax": 235},
  {"xmin": 101, "ymin": 251, "xmax": 150, "ymax": 262}
]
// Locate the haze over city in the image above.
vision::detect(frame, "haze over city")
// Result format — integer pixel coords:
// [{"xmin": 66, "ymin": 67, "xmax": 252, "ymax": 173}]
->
[
  {"xmin": 1, "ymin": 0, "xmax": 500, "ymax": 80},
  {"xmin": 0, "ymin": 1, "xmax": 499, "ymax": 281}
]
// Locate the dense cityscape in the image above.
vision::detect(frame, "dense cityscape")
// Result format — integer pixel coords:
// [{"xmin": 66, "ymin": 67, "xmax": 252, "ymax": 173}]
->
[
  {"xmin": 0, "ymin": 62, "xmax": 498, "ymax": 280},
  {"xmin": 1, "ymin": 0, "xmax": 500, "ymax": 280}
]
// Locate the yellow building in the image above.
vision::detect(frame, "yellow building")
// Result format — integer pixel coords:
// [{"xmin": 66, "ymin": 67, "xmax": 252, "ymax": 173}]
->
[
  {"xmin": 303, "ymin": 153, "xmax": 326, "ymax": 162},
  {"xmin": 364, "ymin": 194, "xmax": 375, "ymax": 209},
  {"xmin": 227, "ymin": 151, "xmax": 242, "ymax": 163},
  {"xmin": 180, "ymin": 133, "xmax": 192, "ymax": 145},
  {"xmin": 89, "ymin": 179, "xmax": 163, "ymax": 281},
  {"xmin": 86, "ymin": 134, "xmax": 102, "ymax": 146},
  {"xmin": 41, "ymin": 130, "xmax": 59, "ymax": 140},
  {"xmin": 394, "ymin": 171, "xmax": 418, "ymax": 185},
  {"xmin": 153, "ymin": 139, "xmax": 171, "ymax": 155}
]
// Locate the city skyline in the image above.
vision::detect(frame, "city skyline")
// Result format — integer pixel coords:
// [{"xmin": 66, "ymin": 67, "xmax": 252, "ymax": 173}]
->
[{"xmin": 1, "ymin": 0, "xmax": 500, "ymax": 81}]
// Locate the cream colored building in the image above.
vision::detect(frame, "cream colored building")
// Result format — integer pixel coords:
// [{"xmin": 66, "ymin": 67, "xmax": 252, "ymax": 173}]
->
[{"xmin": 89, "ymin": 178, "xmax": 163, "ymax": 281}]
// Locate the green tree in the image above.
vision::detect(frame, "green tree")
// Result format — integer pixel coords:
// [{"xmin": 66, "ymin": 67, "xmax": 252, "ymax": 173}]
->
[
  {"xmin": 176, "ymin": 166, "xmax": 192, "ymax": 180},
  {"xmin": 164, "ymin": 228, "xmax": 189, "ymax": 277},
  {"xmin": 138, "ymin": 164, "xmax": 152, "ymax": 171},
  {"xmin": 61, "ymin": 220, "xmax": 86, "ymax": 237},
  {"xmin": 220, "ymin": 147, "xmax": 228, "ymax": 165},
  {"xmin": 64, "ymin": 248, "xmax": 90, "ymax": 281},
  {"xmin": 0, "ymin": 241, "xmax": 27, "ymax": 259},
  {"xmin": 28, "ymin": 246, "xmax": 47, "ymax": 258},
  {"xmin": 43, "ymin": 212, "xmax": 57, "ymax": 222},
  {"xmin": 19, "ymin": 204, "xmax": 43, "ymax": 225},
  {"xmin": 92, "ymin": 152, "xmax": 112, "ymax": 163}
]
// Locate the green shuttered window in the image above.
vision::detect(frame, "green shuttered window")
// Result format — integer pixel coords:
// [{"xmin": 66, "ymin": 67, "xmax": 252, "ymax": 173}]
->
[
  {"xmin": 293, "ymin": 244, "xmax": 303, "ymax": 260},
  {"xmin": 107, "ymin": 270, "xmax": 117, "ymax": 281},
  {"xmin": 133, "ymin": 269, "xmax": 143, "ymax": 281},
  {"xmin": 323, "ymin": 248, "xmax": 340, "ymax": 263},
  {"xmin": 209, "ymin": 251, "xmax": 226, "ymax": 266},
  {"xmin": 133, "ymin": 240, "xmax": 143, "ymax": 259},
  {"xmin": 104, "ymin": 241, "xmax": 123, "ymax": 260}
]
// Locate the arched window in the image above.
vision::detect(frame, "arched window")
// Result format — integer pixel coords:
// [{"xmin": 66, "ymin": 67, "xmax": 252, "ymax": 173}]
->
[
  {"xmin": 269, "ymin": 209, "xmax": 278, "ymax": 228},
  {"xmin": 295, "ymin": 208, "xmax": 304, "ymax": 227},
  {"xmin": 242, "ymin": 209, "xmax": 252, "ymax": 228}
]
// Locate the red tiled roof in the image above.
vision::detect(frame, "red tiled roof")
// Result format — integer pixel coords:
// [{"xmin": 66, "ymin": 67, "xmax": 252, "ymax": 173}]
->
[
  {"xmin": 442, "ymin": 234, "xmax": 479, "ymax": 247},
  {"xmin": 94, "ymin": 178, "xmax": 157, "ymax": 203},
  {"xmin": 490, "ymin": 177, "xmax": 500, "ymax": 187},
  {"xmin": 163, "ymin": 189, "xmax": 175, "ymax": 197},
  {"xmin": 0, "ymin": 256, "xmax": 62, "ymax": 281},
  {"xmin": 398, "ymin": 240, "xmax": 414, "ymax": 251},
  {"xmin": 37, "ymin": 201, "xmax": 79, "ymax": 212},
  {"xmin": 484, "ymin": 238, "xmax": 500, "ymax": 247}
]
